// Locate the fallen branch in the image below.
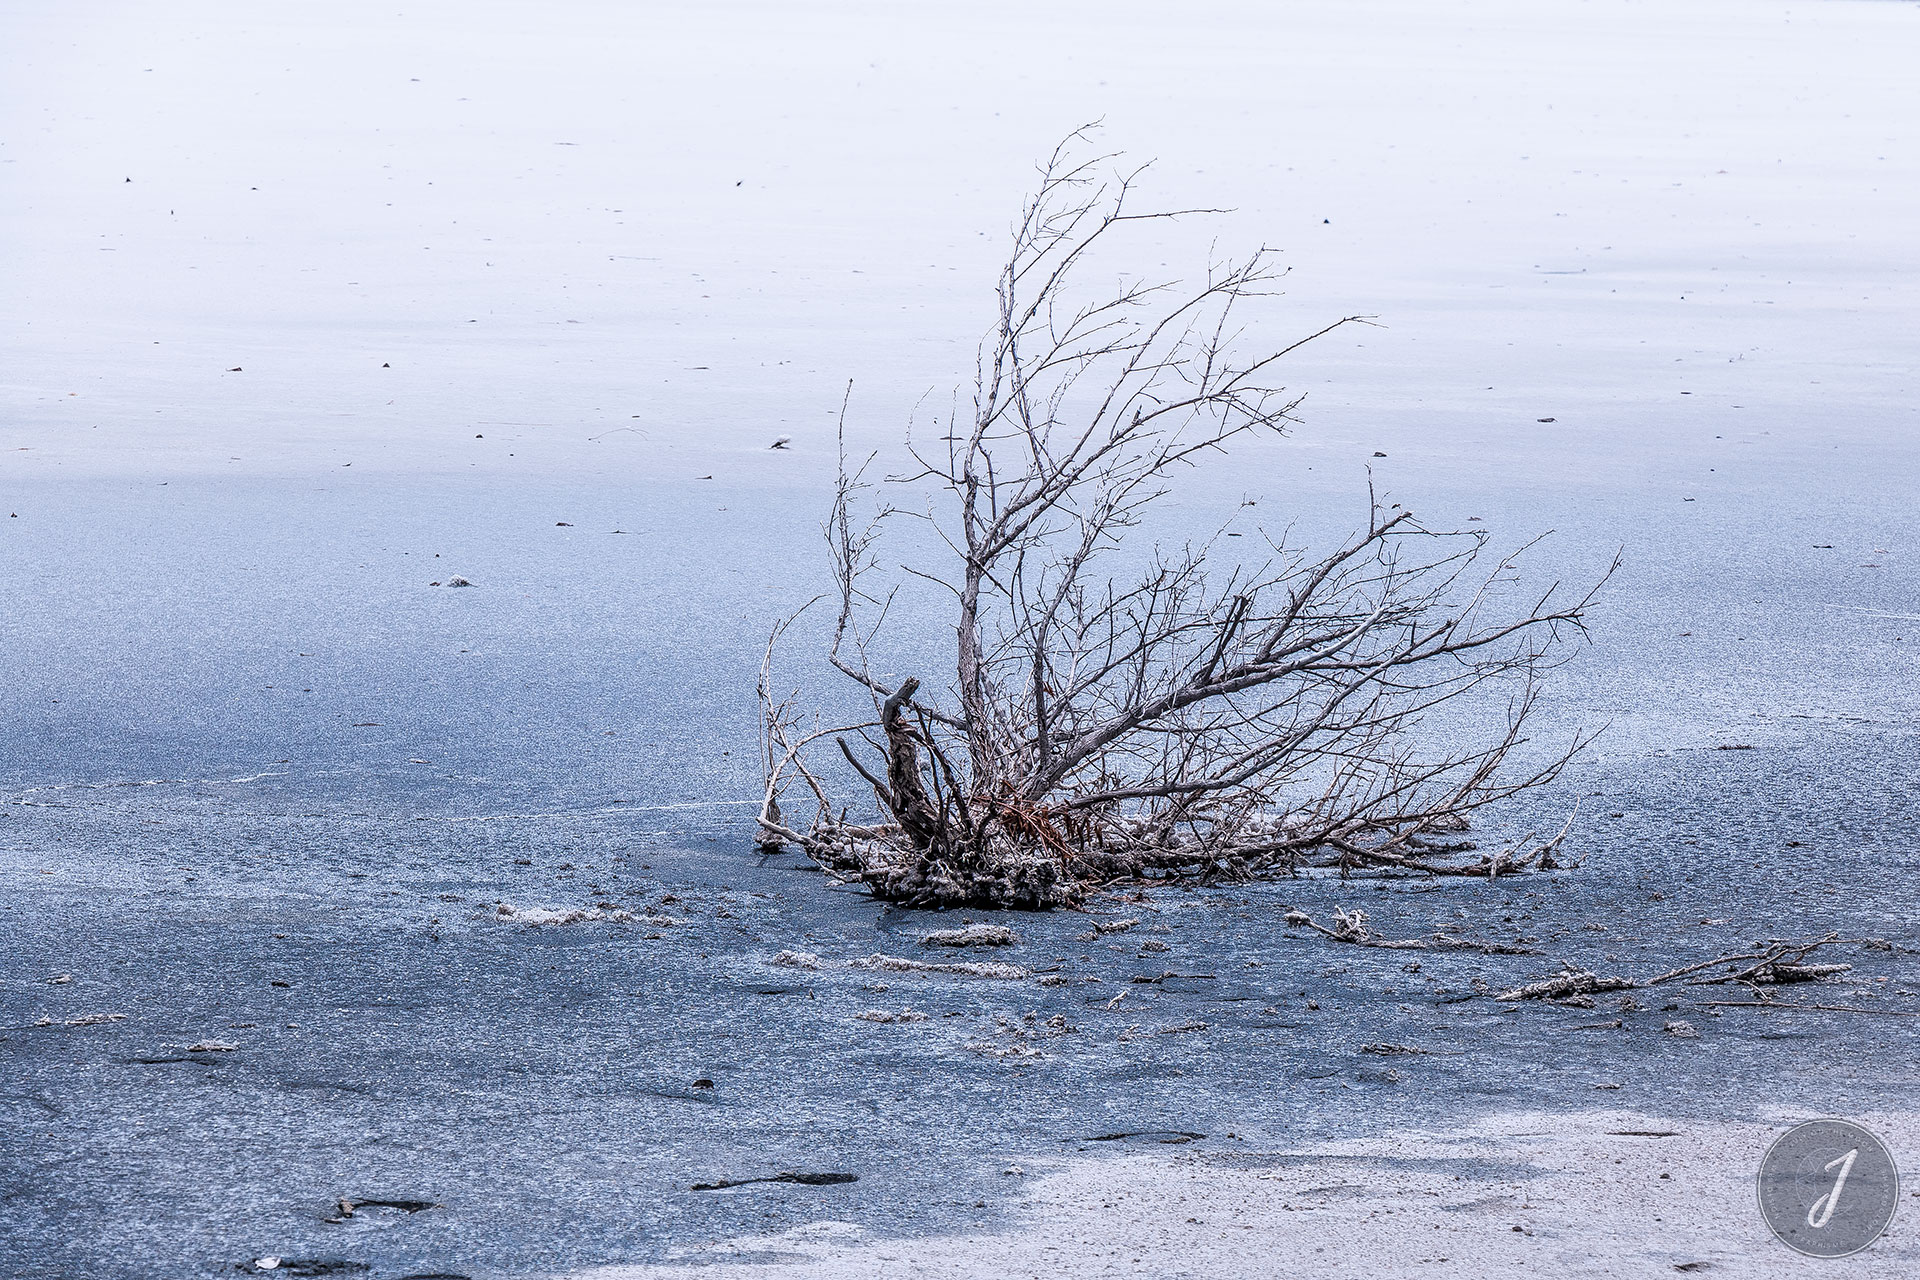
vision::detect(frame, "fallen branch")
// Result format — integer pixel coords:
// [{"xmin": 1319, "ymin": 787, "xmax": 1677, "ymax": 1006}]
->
[
  {"xmin": 1699, "ymin": 1000, "xmax": 1920, "ymax": 1017},
  {"xmin": 1494, "ymin": 967, "xmax": 1638, "ymax": 1002},
  {"xmin": 1497, "ymin": 935, "xmax": 1857, "ymax": 1002},
  {"xmin": 1285, "ymin": 906, "xmax": 1425, "ymax": 949},
  {"xmin": 1131, "ymin": 971, "xmax": 1216, "ymax": 984}
]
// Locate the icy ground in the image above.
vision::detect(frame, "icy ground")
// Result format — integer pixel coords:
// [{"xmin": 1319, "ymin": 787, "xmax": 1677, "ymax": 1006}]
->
[{"xmin": 2, "ymin": 1, "xmax": 1917, "ymax": 1277}]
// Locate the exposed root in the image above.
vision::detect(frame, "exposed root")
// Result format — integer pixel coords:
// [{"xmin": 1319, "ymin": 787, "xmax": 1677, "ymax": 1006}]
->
[{"xmin": 772, "ymin": 806, "xmax": 1578, "ymax": 909}]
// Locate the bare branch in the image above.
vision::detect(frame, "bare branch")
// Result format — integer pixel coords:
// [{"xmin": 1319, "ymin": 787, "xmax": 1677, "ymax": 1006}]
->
[{"xmin": 756, "ymin": 131, "xmax": 1609, "ymax": 908}]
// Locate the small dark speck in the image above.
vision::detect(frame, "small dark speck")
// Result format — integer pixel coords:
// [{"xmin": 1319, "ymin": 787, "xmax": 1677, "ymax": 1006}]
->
[
  {"xmin": 556, "ymin": 522, "xmax": 572, "ymax": 527},
  {"xmin": 228, "ymin": 367, "xmax": 242, "ymax": 372},
  {"xmin": 1372, "ymin": 451, "xmax": 1387, "ymax": 458},
  {"xmin": 1537, "ymin": 417, "xmax": 1556, "ymax": 423}
]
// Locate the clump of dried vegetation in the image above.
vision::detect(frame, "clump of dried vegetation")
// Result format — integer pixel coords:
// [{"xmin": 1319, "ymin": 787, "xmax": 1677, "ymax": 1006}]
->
[{"xmin": 757, "ymin": 132, "xmax": 1612, "ymax": 909}]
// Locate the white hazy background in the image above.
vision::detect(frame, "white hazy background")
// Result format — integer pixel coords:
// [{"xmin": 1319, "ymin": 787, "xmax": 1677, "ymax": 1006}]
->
[
  {"xmin": 6, "ymin": 0, "xmax": 1913, "ymax": 474},
  {"xmin": 2, "ymin": 0, "xmax": 1916, "ymax": 782}
]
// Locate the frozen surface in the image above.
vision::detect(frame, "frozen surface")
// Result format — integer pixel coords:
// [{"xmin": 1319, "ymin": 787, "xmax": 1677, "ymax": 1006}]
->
[{"xmin": 2, "ymin": 1, "xmax": 1917, "ymax": 1277}]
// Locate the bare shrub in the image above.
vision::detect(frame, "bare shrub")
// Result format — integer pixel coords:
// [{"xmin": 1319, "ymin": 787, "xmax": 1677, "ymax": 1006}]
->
[{"xmin": 758, "ymin": 132, "xmax": 1611, "ymax": 908}]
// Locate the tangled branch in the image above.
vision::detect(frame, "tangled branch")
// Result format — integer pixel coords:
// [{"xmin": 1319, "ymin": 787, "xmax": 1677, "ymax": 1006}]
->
[{"xmin": 758, "ymin": 131, "xmax": 1611, "ymax": 908}]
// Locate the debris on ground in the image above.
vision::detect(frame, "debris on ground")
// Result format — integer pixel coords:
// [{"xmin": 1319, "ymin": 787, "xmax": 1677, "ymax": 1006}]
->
[
  {"xmin": 854, "ymin": 1008, "xmax": 928, "ymax": 1023},
  {"xmin": 850, "ymin": 952, "xmax": 1029, "ymax": 979},
  {"xmin": 920, "ymin": 923, "xmax": 1017, "ymax": 948},
  {"xmin": 489, "ymin": 902, "xmax": 663, "ymax": 926},
  {"xmin": 1286, "ymin": 906, "xmax": 1534, "ymax": 954}
]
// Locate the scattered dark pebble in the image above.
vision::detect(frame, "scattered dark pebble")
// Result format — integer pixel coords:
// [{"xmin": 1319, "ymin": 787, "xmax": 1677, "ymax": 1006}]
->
[{"xmin": 323, "ymin": 1197, "xmax": 436, "ymax": 1223}]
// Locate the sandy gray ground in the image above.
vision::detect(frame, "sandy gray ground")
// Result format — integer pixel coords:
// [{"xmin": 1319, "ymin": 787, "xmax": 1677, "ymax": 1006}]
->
[
  {"xmin": 6, "ymin": 729, "xmax": 1918, "ymax": 1278},
  {"xmin": 583, "ymin": 1110, "xmax": 1920, "ymax": 1280}
]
